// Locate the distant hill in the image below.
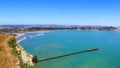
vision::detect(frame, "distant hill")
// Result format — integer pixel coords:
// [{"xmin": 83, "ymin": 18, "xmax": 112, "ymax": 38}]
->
[{"xmin": 0, "ymin": 25, "xmax": 118, "ymax": 33}]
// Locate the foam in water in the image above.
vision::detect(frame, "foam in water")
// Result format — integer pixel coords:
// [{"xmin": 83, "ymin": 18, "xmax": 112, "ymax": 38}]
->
[
  {"xmin": 17, "ymin": 32, "xmax": 46, "ymax": 43},
  {"xmin": 28, "ymin": 33, "xmax": 44, "ymax": 38},
  {"xmin": 17, "ymin": 37, "xmax": 27, "ymax": 43}
]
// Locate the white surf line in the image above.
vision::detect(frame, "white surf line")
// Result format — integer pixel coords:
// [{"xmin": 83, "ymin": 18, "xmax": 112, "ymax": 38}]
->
[{"xmin": 17, "ymin": 36, "xmax": 27, "ymax": 43}]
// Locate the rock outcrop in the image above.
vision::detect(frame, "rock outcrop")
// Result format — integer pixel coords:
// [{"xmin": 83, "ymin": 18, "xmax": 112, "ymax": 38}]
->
[{"xmin": 16, "ymin": 45, "xmax": 34, "ymax": 67}]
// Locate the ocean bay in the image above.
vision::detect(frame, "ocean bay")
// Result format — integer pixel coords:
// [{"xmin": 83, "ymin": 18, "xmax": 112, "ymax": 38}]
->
[{"xmin": 19, "ymin": 30, "xmax": 120, "ymax": 68}]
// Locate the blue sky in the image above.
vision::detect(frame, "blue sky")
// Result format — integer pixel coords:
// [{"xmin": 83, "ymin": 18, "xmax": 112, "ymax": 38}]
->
[{"xmin": 0, "ymin": 0, "xmax": 120, "ymax": 26}]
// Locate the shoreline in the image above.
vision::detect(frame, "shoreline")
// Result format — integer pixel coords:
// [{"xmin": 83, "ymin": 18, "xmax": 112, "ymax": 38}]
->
[
  {"xmin": 15, "ymin": 30, "xmax": 49, "ymax": 39},
  {"xmin": 15, "ymin": 29, "xmax": 119, "ymax": 40},
  {"xmin": 13, "ymin": 33, "xmax": 38, "ymax": 67},
  {"xmin": 15, "ymin": 33, "xmax": 25, "ymax": 39}
]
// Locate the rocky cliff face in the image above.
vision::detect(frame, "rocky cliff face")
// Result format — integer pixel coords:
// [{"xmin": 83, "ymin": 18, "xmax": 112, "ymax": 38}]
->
[{"xmin": 16, "ymin": 44, "xmax": 34, "ymax": 67}]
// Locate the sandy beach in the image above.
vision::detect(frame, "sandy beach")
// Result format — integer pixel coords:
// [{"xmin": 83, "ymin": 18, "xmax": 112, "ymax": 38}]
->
[
  {"xmin": 15, "ymin": 33, "xmax": 25, "ymax": 39},
  {"xmin": 23, "ymin": 30, "xmax": 49, "ymax": 33},
  {"xmin": 15, "ymin": 30, "xmax": 49, "ymax": 39}
]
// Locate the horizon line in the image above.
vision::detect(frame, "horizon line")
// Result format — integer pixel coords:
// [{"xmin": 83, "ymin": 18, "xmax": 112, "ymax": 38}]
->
[{"xmin": 0, "ymin": 24, "xmax": 119, "ymax": 27}]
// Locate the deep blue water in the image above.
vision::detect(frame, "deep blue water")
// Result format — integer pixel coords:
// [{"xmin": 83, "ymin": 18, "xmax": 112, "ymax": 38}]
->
[{"xmin": 19, "ymin": 30, "xmax": 120, "ymax": 68}]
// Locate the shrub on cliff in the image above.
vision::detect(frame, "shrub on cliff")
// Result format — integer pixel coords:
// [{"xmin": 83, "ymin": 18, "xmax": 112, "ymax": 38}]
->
[
  {"xmin": 32, "ymin": 55, "xmax": 38, "ymax": 63},
  {"xmin": 8, "ymin": 38, "xmax": 17, "ymax": 48},
  {"xmin": 8, "ymin": 38, "xmax": 18, "ymax": 56}
]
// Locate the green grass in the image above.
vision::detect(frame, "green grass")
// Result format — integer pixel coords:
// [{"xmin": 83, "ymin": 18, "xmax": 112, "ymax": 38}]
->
[
  {"xmin": 8, "ymin": 38, "xmax": 18, "ymax": 56},
  {"xmin": 8, "ymin": 38, "xmax": 17, "ymax": 48}
]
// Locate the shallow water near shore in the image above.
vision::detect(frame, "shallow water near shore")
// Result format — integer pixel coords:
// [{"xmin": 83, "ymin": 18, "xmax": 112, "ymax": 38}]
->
[{"xmin": 19, "ymin": 30, "xmax": 120, "ymax": 68}]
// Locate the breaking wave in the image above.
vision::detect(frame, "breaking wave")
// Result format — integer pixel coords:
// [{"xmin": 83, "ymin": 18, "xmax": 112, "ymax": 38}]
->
[{"xmin": 17, "ymin": 36, "xmax": 27, "ymax": 43}]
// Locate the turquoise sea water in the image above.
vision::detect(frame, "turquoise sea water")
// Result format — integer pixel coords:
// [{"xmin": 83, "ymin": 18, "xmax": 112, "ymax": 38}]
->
[{"xmin": 19, "ymin": 30, "xmax": 120, "ymax": 68}]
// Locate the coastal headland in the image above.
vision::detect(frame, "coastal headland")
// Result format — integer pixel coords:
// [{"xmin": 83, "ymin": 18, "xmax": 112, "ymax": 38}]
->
[{"xmin": 0, "ymin": 32, "xmax": 37, "ymax": 68}]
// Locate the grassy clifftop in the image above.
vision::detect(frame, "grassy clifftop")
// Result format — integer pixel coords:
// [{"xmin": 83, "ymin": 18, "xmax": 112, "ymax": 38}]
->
[
  {"xmin": 0, "ymin": 33, "xmax": 19, "ymax": 68},
  {"xmin": 0, "ymin": 33, "xmax": 36, "ymax": 68}
]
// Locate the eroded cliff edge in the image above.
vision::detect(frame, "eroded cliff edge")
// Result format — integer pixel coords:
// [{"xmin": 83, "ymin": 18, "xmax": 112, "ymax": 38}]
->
[
  {"xmin": 0, "ymin": 33, "xmax": 37, "ymax": 68},
  {"xmin": 16, "ymin": 43, "xmax": 35, "ymax": 68}
]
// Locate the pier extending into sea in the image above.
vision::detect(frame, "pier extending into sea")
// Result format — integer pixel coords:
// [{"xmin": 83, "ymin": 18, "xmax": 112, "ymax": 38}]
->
[{"xmin": 38, "ymin": 48, "xmax": 98, "ymax": 62}]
